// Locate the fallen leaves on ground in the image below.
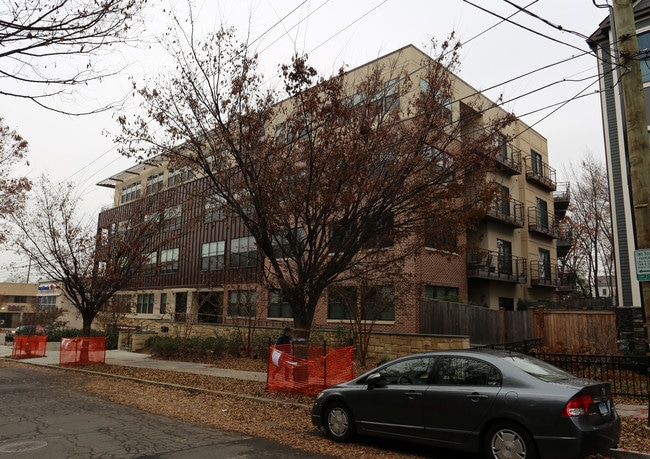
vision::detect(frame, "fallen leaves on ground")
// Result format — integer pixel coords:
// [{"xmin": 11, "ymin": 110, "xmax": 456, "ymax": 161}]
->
[{"xmin": 4, "ymin": 356, "xmax": 650, "ymax": 458}]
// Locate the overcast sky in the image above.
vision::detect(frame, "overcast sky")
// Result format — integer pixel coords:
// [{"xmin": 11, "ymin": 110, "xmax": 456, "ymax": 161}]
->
[{"xmin": 0, "ymin": 0, "xmax": 612, "ymax": 281}]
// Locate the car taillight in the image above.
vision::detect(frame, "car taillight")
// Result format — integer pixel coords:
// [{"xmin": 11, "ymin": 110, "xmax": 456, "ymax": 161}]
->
[{"xmin": 562, "ymin": 394, "xmax": 594, "ymax": 417}]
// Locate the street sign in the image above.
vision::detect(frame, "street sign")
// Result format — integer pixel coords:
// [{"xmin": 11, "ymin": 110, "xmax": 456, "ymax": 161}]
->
[{"xmin": 634, "ymin": 249, "xmax": 650, "ymax": 281}]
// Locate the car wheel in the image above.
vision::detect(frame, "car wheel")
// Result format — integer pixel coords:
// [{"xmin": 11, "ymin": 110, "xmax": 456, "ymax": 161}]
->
[
  {"xmin": 324, "ymin": 401, "xmax": 356, "ymax": 442},
  {"xmin": 484, "ymin": 422, "xmax": 538, "ymax": 459}
]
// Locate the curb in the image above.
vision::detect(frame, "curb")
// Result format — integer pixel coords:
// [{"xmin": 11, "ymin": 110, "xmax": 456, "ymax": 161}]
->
[{"xmin": 607, "ymin": 449, "xmax": 650, "ymax": 459}]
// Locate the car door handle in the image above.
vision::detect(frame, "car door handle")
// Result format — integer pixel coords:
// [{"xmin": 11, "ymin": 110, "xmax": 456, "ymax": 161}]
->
[
  {"xmin": 405, "ymin": 391, "xmax": 423, "ymax": 399},
  {"xmin": 467, "ymin": 393, "xmax": 489, "ymax": 402}
]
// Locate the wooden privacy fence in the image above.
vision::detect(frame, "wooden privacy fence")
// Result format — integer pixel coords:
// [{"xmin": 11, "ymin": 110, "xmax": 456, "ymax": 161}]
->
[
  {"xmin": 420, "ymin": 300, "xmax": 618, "ymax": 353},
  {"xmin": 532, "ymin": 308, "xmax": 617, "ymax": 353}
]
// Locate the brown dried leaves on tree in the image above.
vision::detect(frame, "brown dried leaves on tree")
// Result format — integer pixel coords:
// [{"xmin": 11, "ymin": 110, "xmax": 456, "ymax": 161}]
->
[{"xmin": 117, "ymin": 25, "xmax": 515, "ymax": 343}]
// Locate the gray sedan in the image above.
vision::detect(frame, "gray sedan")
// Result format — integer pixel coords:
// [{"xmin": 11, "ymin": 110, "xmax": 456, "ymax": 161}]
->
[{"xmin": 311, "ymin": 349, "xmax": 620, "ymax": 459}]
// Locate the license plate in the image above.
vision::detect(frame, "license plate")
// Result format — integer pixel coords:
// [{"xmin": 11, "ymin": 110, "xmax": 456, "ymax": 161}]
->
[{"xmin": 598, "ymin": 401, "xmax": 610, "ymax": 415}]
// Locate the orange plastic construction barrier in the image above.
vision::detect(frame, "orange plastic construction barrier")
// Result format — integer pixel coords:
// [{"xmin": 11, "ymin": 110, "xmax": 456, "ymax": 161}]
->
[
  {"xmin": 265, "ymin": 344, "xmax": 354, "ymax": 395},
  {"xmin": 12, "ymin": 336, "xmax": 47, "ymax": 359},
  {"xmin": 59, "ymin": 337, "xmax": 106, "ymax": 366}
]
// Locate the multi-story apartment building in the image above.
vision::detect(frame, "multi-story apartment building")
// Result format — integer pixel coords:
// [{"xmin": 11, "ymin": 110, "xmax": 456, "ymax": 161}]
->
[
  {"xmin": 97, "ymin": 45, "xmax": 567, "ymax": 334},
  {"xmin": 588, "ymin": 3, "xmax": 650, "ymax": 310}
]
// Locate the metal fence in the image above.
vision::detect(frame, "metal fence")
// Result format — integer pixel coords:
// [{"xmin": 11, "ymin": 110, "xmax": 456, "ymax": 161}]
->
[{"xmin": 531, "ymin": 352, "xmax": 650, "ymax": 399}]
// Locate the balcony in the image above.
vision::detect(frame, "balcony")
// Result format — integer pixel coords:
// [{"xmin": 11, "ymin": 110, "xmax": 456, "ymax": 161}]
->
[
  {"xmin": 495, "ymin": 144, "xmax": 522, "ymax": 176},
  {"xmin": 467, "ymin": 249, "xmax": 527, "ymax": 284},
  {"xmin": 557, "ymin": 224, "xmax": 574, "ymax": 258},
  {"xmin": 530, "ymin": 261, "xmax": 576, "ymax": 291},
  {"xmin": 525, "ymin": 157, "xmax": 557, "ymax": 191},
  {"xmin": 527, "ymin": 208, "xmax": 559, "ymax": 238},
  {"xmin": 554, "ymin": 182, "xmax": 570, "ymax": 220},
  {"xmin": 485, "ymin": 195, "xmax": 524, "ymax": 228}
]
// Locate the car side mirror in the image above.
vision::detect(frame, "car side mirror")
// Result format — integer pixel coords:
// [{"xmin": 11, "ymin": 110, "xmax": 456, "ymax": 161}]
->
[{"xmin": 366, "ymin": 372, "xmax": 383, "ymax": 388}]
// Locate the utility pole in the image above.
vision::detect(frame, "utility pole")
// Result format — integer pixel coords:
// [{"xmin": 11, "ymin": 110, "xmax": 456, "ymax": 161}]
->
[{"xmin": 612, "ymin": 0, "xmax": 650, "ymax": 348}]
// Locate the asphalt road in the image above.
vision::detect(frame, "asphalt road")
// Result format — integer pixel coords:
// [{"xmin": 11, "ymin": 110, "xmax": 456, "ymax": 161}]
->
[{"xmin": 0, "ymin": 363, "xmax": 328, "ymax": 458}]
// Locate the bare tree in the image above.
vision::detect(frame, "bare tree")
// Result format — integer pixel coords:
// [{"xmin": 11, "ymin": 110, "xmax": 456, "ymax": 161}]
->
[
  {"xmin": 563, "ymin": 153, "xmax": 614, "ymax": 299},
  {"xmin": 8, "ymin": 175, "xmax": 179, "ymax": 335},
  {"xmin": 117, "ymin": 24, "xmax": 513, "ymax": 348},
  {"xmin": 0, "ymin": 117, "xmax": 30, "ymax": 244},
  {"xmin": 0, "ymin": 0, "xmax": 147, "ymax": 111}
]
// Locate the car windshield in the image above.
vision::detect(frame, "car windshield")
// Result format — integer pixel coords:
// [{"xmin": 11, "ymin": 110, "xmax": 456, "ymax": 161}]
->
[{"xmin": 502, "ymin": 354, "xmax": 575, "ymax": 382}]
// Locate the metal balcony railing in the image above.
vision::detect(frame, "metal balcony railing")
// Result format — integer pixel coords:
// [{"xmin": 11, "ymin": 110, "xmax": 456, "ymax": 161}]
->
[
  {"xmin": 467, "ymin": 249, "xmax": 527, "ymax": 283},
  {"xmin": 495, "ymin": 144, "xmax": 522, "ymax": 175},
  {"xmin": 525, "ymin": 156, "xmax": 557, "ymax": 191},
  {"xmin": 527, "ymin": 208, "xmax": 559, "ymax": 238},
  {"xmin": 486, "ymin": 195, "xmax": 524, "ymax": 227}
]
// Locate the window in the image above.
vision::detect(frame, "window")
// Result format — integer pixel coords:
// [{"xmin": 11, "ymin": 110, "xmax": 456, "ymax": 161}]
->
[
  {"xmin": 160, "ymin": 293, "xmax": 167, "ymax": 315},
  {"xmin": 383, "ymin": 78, "xmax": 400, "ymax": 112},
  {"xmin": 539, "ymin": 248, "xmax": 551, "ymax": 281},
  {"xmin": 272, "ymin": 227, "xmax": 305, "ymax": 258},
  {"xmin": 205, "ymin": 194, "xmax": 226, "ymax": 223},
  {"xmin": 362, "ymin": 212, "xmax": 394, "ymax": 249},
  {"xmin": 424, "ymin": 217, "xmax": 457, "ymax": 250},
  {"xmin": 424, "ymin": 285, "xmax": 459, "ymax": 300},
  {"xmin": 160, "ymin": 248, "xmax": 179, "ymax": 274},
  {"xmin": 419, "ymin": 78, "xmax": 452, "ymax": 122},
  {"xmin": 423, "ymin": 145, "xmax": 454, "ymax": 182},
  {"xmin": 497, "ymin": 239, "xmax": 512, "ymax": 274},
  {"xmin": 536, "ymin": 197, "xmax": 549, "ymax": 230},
  {"xmin": 435, "ymin": 357, "xmax": 502, "ymax": 386},
  {"xmin": 167, "ymin": 167, "xmax": 193, "ymax": 187},
  {"xmin": 201, "ymin": 241, "xmax": 225, "ymax": 271},
  {"xmin": 268, "ymin": 290, "xmax": 292, "ymax": 318},
  {"xmin": 136, "ymin": 293, "xmax": 154, "ymax": 314},
  {"xmin": 328, "ymin": 286, "xmax": 356, "ymax": 320},
  {"xmin": 228, "ymin": 289, "xmax": 256, "ymax": 316},
  {"xmin": 38, "ymin": 296, "xmax": 57, "ymax": 311},
  {"xmin": 120, "ymin": 181, "xmax": 141, "ymax": 204},
  {"xmin": 144, "ymin": 251, "xmax": 157, "ymax": 276},
  {"xmin": 530, "ymin": 150, "xmax": 543, "ymax": 177},
  {"xmin": 145, "ymin": 172, "xmax": 164, "ymax": 195},
  {"xmin": 230, "ymin": 236, "xmax": 257, "ymax": 268},
  {"xmin": 498, "ymin": 186, "xmax": 510, "ymax": 216},
  {"xmin": 374, "ymin": 357, "xmax": 436, "ymax": 386},
  {"xmin": 639, "ymin": 31, "xmax": 650, "ymax": 83},
  {"xmin": 13, "ymin": 296, "xmax": 27, "ymax": 303},
  {"xmin": 362, "ymin": 285, "xmax": 395, "ymax": 321},
  {"xmin": 162, "ymin": 205, "xmax": 182, "ymax": 231}
]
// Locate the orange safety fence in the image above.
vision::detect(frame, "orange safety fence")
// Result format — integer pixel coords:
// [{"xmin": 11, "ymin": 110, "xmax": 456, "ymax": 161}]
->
[
  {"xmin": 12, "ymin": 336, "xmax": 47, "ymax": 359},
  {"xmin": 265, "ymin": 344, "xmax": 355, "ymax": 395},
  {"xmin": 59, "ymin": 337, "xmax": 106, "ymax": 366}
]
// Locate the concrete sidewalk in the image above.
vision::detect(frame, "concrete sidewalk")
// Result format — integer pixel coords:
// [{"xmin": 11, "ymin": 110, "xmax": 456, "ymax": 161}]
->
[{"xmin": 1, "ymin": 342, "xmax": 266, "ymax": 382}]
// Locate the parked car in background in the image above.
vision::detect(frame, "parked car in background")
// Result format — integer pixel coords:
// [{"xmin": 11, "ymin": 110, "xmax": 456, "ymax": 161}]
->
[
  {"xmin": 312, "ymin": 349, "xmax": 620, "ymax": 459},
  {"xmin": 5, "ymin": 325, "xmax": 46, "ymax": 342}
]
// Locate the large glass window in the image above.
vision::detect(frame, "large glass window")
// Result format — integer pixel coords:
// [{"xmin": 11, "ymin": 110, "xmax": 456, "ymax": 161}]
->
[
  {"xmin": 639, "ymin": 31, "xmax": 650, "ymax": 83},
  {"xmin": 362, "ymin": 285, "xmax": 395, "ymax": 321},
  {"xmin": 424, "ymin": 285, "xmax": 459, "ymax": 301},
  {"xmin": 328, "ymin": 286, "xmax": 356, "ymax": 320},
  {"xmin": 38, "ymin": 296, "xmax": 57, "ymax": 311},
  {"xmin": 268, "ymin": 290, "xmax": 292, "ymax": 318},
  {"xmin": 201, "ymin": 241, "xmax": 225, "ymax": 271},
  {"xmin": 531, "ymin": 150, "xmax": 543, "ymax": 177},
  {"xmin": 536, "ymin": 197, "xmax": 549, "ymax": 230},
  {"xmin": 136, "ymin": 293, "xmax": 154, "ymax": 314},
  {"xmin": 204, "ymin": 194, "xmax": 226, "ymax": 223},
  {"xmin": 272, "ymin": 227, "xmax": 305, "ymax": 258},
  {"xmin": 230, "ymin": 236, "xmax": 257, "ymax": 268},
  {"xmin": 145, "ymin": 172, "xmax": 164, "ymax": 195},
  {"xmin": 539, "ymin": 248, "xmax": 551, "ymax": 281},
  {"xmin": 162, "ymin": 205, "xmax": 182, "ymax": 231},
  {"xmin": 144, "ymin": 251, "xmax": 157, "ymax": 276},
  {"xmin": 228, "ymin": 290, "xmax": 257, "ymax": 317},
  {"xmin": 160, "ymin": 248, "xmax": 179, "ymax": 274},
  {"xmin": 497, "ymin": 239, "xmax": 513, "ymax": 274},
  {"xmin": 120, "ymin": 181, "xmax": 141, "ymax": 204}
]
